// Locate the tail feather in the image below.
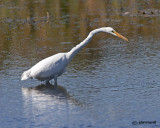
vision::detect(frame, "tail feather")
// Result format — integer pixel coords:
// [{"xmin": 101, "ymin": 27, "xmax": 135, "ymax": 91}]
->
[{"xmin": 21, "ymin": 70, "xmax": 31, "ymax": 80}]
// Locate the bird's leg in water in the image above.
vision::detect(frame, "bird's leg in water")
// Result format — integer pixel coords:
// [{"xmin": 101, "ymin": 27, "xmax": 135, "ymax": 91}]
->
[
  {"xmin": 45, "ymin": 80, "xmax": 50, "ymax": 85},
  {"xmin": 54, "ymin": 77, "xmax": 57, "ymax": 87}
]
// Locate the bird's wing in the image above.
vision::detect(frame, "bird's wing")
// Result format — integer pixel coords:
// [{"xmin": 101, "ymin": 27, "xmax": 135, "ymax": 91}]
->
[{"xmin": 30, "ymin": 53, "xmax": 67, "ymax": 79}]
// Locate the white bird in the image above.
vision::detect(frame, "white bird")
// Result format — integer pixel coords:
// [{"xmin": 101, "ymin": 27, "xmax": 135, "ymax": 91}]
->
[{"xmin": 21, "ymin": 27, "xmax": 128, "ymax": 85}]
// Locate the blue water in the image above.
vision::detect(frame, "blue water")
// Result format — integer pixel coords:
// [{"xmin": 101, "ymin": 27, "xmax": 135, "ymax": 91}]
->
[{"xmin": 0, "ymin": 0, "xmax": 160, "ymax": 128}]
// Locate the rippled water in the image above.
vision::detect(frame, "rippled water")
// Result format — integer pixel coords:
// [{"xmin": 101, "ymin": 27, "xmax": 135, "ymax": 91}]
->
[{"xmin": 0, "ymin": 0, "xmax": 160, "ymax": 128}]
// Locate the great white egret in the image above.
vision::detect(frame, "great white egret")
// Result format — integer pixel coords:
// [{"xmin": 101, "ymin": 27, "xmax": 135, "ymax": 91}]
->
[{"xmin": 21, "ymin": 27, "xmax": 128, "ymax": 85}]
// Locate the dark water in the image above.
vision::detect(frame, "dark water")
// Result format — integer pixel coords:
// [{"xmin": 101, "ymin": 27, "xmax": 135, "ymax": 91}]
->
[{"xmin": 0, "ymin": 0, "xmax": 160, "ymax": 128}]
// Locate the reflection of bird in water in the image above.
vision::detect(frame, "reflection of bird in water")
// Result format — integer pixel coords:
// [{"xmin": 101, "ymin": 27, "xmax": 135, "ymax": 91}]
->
[
  {"xmin": 22, "ymin": 84, "xmax": 84, "ymax": 127},
  {"xmin": 25, "ymin": 84, "xmax": 68, "ymax": 98},
  {"xmin": 22, "ymin": 84, "xmax": 82, "ymax": 108},
  {"xmin": 21, "ymin": 27, "xmax": 128, "ymax": 85}
]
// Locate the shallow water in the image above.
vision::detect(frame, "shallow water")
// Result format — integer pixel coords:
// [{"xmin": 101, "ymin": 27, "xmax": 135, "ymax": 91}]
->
[{"xmin": 0, "ymin": 0, "xmax": 160, "ymax": 128}]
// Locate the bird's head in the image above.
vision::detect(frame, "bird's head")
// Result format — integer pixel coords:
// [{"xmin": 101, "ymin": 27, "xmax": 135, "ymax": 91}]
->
[{"xmin": 101, "ymin": 27, "xmax": 128, "ymax": 41}]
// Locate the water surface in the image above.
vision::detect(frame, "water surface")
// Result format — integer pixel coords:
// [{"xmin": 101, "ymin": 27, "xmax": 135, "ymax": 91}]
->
[{"xmin": 0, "ymin": 0, "xmax": 160, "ymax": 128}]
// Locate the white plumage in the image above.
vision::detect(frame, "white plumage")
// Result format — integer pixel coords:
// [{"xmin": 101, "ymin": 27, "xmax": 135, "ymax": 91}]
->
[
  {"xmin": 21, "ymin": 27, "xmax": 128, "ymax": 85},
  {"xmin": 21, "ymin": 53, "xmax": 68, "ymax": 84}
]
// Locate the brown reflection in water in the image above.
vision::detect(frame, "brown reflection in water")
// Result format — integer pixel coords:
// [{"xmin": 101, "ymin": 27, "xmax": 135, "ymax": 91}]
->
[{"xmin": 0, "ymin": 0, "xmax": 160, "ymax": 70}]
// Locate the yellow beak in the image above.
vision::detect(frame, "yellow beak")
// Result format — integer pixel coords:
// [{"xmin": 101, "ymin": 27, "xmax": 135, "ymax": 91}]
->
[{"xmin": 114, "ymin": 31, "xmax": 128, "ymax": 41}]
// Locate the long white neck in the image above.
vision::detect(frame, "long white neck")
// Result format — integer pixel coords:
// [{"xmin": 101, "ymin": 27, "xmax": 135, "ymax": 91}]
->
[{"xmin": 66, "ymin": 28, "xmax": 107, "ymax": 63}]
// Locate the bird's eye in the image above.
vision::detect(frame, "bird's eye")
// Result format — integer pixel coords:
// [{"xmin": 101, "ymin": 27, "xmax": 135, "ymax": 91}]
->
[{"xmin": 111, "ymin": 30, "xmax": 115, "ymax": 33}]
